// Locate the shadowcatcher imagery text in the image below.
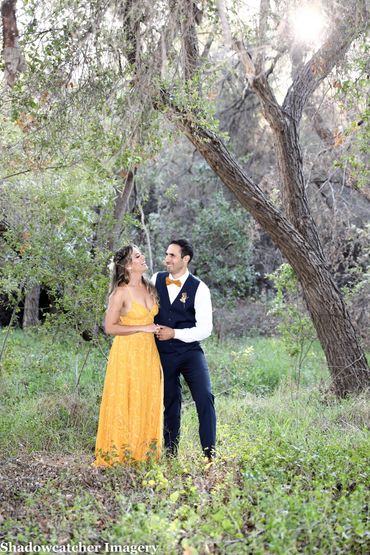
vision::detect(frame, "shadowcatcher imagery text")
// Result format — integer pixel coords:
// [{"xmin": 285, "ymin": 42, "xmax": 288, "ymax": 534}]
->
[{"xmin": 0, "ymin": 543, "xmax": 158, "ymax": 554}]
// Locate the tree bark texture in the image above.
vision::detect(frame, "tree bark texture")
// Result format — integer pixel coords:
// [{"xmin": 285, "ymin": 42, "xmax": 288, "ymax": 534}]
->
[
  {"xmin": 251, "ymin": 77, "xmax": 325, "ymax": 257},
  {"xmin": 1, "ymin": 0, "xmax": 25, "ymax": 87},
  {"xmin": 180, "ymin": 0, "xmax": 200, "ymax": 81},
  {"xmin": 23, "ymin": 285, "xmax": 40, "ymax": 328}
]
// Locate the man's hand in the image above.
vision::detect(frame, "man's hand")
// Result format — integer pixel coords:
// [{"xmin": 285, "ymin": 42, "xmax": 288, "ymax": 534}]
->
[{"xmin": 156, "ymin": 325, "xmax": 175, "ymax": 341}]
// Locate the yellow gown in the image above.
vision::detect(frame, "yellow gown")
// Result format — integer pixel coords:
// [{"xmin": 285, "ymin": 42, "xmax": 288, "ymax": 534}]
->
[{"xmin": 94, "ymin": 299, "xmax": 163, "ymax": 466}]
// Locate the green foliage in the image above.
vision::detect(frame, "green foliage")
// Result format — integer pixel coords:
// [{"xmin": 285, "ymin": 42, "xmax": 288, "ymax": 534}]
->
[
  {"xmin": 191, "ymin": 192, "xmax": 253, "ymax": 299},
  {"xmin": 268, "ymin": 264, "xmax": 317, "ymax": 388},
  {"xmin": 332, "ymin": 39, "xmax": 370, "ymax": 189},
  {"xmin": 0, "ymin": 328, "xmax": 107, "ymax": 453},
  {"xmin": 1, "ymin": 0, "xmax": 173, "ymax": 178},
  {"xmin": 148, "ymin": 190, "xmax": 253, "ymax": 301},
  {"xmin": 0, "ymin": 170, "xmax": 114, "ymax": 332},
  {"xmin": 0, "ymin": 331, "xmax": 369, "ymax": 553},
  {"xmin": 204, "ymin": 335, "xmax": 326, "ymax": 396},
  {"xmin": 159, "ymin": 71, "xmax": 227, "ymax": 138}
]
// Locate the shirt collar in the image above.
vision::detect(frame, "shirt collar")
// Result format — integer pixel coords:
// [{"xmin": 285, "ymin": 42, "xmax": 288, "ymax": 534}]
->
[{"xmin": 169, "ymin": 270, "xmax": 189, "ymax": 285}]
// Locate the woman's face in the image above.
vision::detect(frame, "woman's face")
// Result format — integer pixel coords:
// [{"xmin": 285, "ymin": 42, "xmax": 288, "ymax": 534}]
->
[{"xmin": 129, "ymin": 247, "xmax": 148, "ymax": 274}]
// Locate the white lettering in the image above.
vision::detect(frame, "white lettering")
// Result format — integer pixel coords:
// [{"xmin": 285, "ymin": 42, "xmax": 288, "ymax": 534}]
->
[{"xmin": 0, "ymin": 544, "xmax": 159, "ymax": 555}]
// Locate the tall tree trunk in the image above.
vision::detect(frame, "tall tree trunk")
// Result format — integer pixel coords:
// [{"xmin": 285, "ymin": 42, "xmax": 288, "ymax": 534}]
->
[
  {"xmin": 180, "ymin": 0, "xmax": 201, "ymax": 80},
  {"xmin": 1, "ymin": 0, "xmax": 25, "ymax": 88},
  {"xmin": 162, "ymin": 92, "xmax": 369, "ymax": 396},
  {"xmin": 160, "ymin": 0, "xmax": 369, "ymax": 395},
  {"xmin": 23, "ymin": 285, "xmax": 40, "ymax": 328}
]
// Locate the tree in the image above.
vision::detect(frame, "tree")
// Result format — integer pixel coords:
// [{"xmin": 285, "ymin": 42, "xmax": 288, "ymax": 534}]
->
[
  {"xmin": 0, "ymin": 170, "xmax": 112, "ymax": 332},
  {"xmin": 1, "ymin": 0, "xmax": 25, "ymax": 88},
  {"xmin": 1, "ymin": 0, "xmax": 41, "ymax": 327},
  {"xmin": 156, "ymin": 0, "xmax": 369, "ymax": 396}
]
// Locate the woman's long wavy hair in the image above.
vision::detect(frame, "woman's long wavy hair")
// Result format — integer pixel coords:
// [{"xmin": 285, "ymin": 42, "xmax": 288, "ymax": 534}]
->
[{"xmin": 108, "ymin": 245, "xmax": 158, "ymax": 303}]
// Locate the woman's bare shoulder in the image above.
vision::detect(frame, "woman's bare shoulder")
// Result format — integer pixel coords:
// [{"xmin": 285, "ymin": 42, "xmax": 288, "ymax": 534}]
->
[{"xmin": 108, "ymin": 285, "xmax": 128, "ymax": 305}]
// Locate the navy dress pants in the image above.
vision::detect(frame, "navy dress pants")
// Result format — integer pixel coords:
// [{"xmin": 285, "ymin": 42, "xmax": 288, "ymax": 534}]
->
[{"xmin": 159, "ymin": 347, "xmax": 216, "ymax": 458}]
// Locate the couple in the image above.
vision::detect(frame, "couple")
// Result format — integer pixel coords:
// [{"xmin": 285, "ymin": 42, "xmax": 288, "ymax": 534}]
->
[{"xmin": 94, "ymin": 239, "xmax": 216, "ymax": 466}]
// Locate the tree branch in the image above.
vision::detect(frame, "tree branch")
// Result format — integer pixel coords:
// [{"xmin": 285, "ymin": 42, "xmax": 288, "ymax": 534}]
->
[
  {"xmin": 255, "ymin": 0, "xmax": 270, "ymax": 73},
  {"xmin": 180, "ymin": 0, "xmax": 201, "ymax": 81},
  {"xmin": 283, "ymin": 2, "xmax": 368, "ymax": 123},
  {"xmin": 0, "ymin": 164, "xmax": 75, "ymax": 182},
  {"xmin": 158, "ymin": 88, "xmax": 320, "ymax": 269}
]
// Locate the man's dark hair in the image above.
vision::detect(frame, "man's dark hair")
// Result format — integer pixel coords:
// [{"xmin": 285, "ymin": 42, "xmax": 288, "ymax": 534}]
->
[{"xmin": 170, "ymin": 239, "xmax": 194, "ymax": 262}]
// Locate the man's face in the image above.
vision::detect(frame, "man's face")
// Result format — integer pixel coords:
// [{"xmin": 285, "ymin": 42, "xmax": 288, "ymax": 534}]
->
[{"xmin": 164, "ymin": 243, "xmax": 189, "ymax": 277}]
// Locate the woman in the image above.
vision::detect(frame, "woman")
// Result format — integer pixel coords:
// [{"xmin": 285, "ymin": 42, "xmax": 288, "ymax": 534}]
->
[{"xmin": 94, "ymin": 245, "xmax": 163, "ymax": 466}]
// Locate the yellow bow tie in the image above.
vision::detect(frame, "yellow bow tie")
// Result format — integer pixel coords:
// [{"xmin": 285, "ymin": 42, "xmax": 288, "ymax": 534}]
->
[{"xmin": 166, "ymin": 277, "xmax": 181, "ymax": 287}]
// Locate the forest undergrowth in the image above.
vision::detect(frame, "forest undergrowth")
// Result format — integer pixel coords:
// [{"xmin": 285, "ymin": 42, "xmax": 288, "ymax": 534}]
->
[{"xmin": 0, "ymin": 329, "xmax": 369, "ymax": 554}]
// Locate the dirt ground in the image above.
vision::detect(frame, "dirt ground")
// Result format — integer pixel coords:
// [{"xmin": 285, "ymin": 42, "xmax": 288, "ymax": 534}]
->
[{"xmin": 0, "ymin": 453, "xmax": 137, "ymax": 543}]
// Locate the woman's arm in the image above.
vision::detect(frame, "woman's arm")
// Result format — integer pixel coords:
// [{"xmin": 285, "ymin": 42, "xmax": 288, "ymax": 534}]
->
[{"xmin": 104, "ymin": 287, "xmax": 158, "ymax": 336}]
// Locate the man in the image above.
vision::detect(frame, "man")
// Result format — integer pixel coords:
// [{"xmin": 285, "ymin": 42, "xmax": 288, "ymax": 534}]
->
[{"xmin": 152, "ymin": 239, "xmax": 216, "ymax": 461}]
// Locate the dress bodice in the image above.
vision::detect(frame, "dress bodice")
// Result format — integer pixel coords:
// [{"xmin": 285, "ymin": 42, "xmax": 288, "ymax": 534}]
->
[{"xmin": 120, "ymin": 301, "xmax": 159, "ymax": 326}]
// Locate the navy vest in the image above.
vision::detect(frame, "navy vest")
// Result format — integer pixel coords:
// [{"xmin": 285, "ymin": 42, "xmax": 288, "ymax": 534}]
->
[{"xmin": 154, "ymin": 272, "xmax": 201, "ymax": 354}]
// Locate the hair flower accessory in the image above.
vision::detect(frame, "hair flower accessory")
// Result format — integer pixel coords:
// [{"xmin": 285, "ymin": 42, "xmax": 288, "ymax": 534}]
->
[
  {"xmin": 180, "ymin": 292, "xmax": 188, "ymax": 305},
  {"xmin": 107, "ymin": 257, "xmax": 115, "ymax": 273}
]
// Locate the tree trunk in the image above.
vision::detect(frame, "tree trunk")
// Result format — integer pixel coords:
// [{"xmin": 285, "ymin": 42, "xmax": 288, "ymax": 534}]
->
[
  {"xmin": 23, "ymin": 285, "xmax": 40, "ymax": 328},
  {"xmin": 1, "ymin": 0, "xmax": 25, "ymax": 88},
  {"xmin": 169, "ymin": 0, "xmax": 369, "ymax": 395},
  {"xmin": 164, "ymin": 101, "xmax": 369, "ymax": 396},
  {"xmin": 180, "ymin": 0, "xmax": 200, "ymax": 81},
  {"xmin": 107, "ymin": 168, "xmax": 136, "ymax": 251},
  {"xmin": 136, "ymin": 186, "xmax": 154, "ymax": 274}
]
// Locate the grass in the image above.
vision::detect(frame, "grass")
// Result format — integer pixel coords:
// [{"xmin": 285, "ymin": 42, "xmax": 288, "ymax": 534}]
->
[{"xmin": 0, "ymin": 328, "xmax": 369, "ymax": 554}]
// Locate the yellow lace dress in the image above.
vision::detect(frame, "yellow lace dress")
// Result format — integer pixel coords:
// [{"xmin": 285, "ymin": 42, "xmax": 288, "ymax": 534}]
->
[{"xmin": 94, "ymin": 301, "xmax": 163, "ymax": 466}]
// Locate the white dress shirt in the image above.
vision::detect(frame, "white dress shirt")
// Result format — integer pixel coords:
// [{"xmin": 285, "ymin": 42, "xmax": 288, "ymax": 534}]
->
[{"xmin": 151, "ymin": 270, "xmax": 213, "ymax": 343}]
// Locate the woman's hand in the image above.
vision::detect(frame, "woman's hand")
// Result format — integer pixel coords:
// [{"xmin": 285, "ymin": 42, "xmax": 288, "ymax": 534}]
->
[{"xmin": 143, "ymin": 323, "xmax": 160, "ymax": 333}]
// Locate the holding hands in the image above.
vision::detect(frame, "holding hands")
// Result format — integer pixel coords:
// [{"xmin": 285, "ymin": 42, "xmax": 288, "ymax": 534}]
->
[
  {"xmin": 155, "ymin": 325, "xmax": 175, "ymax": 341},
  {"xmin": 144, "ymin": 324, "xmax": 174, "ymax": 340},
  {"xmin": 145, "ymin": 323, "xmax": 161, "ymax": 333}
]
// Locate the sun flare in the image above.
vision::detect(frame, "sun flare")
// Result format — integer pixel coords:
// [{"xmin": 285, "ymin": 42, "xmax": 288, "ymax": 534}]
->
[{"xmin": 291, "ymin": 6, "xmax": 326, "ymax": 47}]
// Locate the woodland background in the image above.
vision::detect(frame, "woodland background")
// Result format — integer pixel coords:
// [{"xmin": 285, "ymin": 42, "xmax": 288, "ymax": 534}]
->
[
  {"xmin": 0, "ymin": 0, "xmax": 369, "ymax": 553},
  {"xmin": 0, "ymin": 0, "xmax": 369, "ymax": 354}
]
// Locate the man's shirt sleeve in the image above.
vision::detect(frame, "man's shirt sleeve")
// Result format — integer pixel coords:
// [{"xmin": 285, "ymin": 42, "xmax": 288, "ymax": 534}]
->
[{"xmin": 173, "ymin": 281, "xmax": 213, "ymax": 343}]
